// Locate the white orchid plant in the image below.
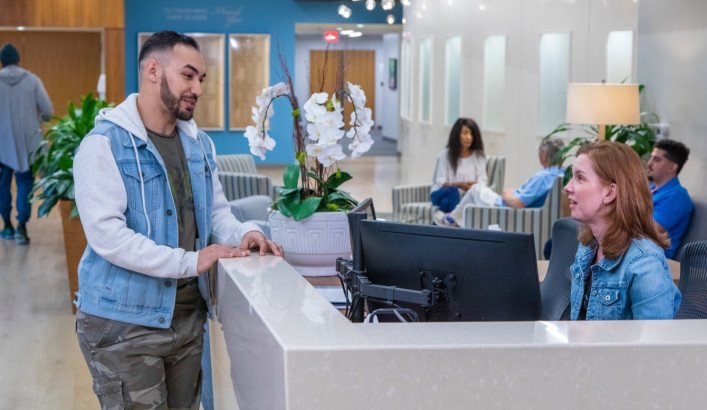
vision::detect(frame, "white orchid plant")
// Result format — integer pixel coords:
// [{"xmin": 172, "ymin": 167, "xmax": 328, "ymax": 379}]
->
[{"xmin": 244, "ymin": 68, "xmax": 374, "ymax": 221}]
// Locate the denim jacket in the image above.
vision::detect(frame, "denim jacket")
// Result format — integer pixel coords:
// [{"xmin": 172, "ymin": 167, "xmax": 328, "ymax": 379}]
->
[
  {"xmin": 569, "ymin": 237, "xmax": 681, "ymax": 320},
  {"xmin": 73, "ymin": 94, "xmax": 260, "ymax": 328}
]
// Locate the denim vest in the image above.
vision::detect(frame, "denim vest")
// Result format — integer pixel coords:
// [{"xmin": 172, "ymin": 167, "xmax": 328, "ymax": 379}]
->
[
  {"xmin": 569, "ymin": 237, "xmax": 681, "ymax": 320},
  {"xmin": 74, "ymin": 120, "xmax": 216, "ymax": 328}
]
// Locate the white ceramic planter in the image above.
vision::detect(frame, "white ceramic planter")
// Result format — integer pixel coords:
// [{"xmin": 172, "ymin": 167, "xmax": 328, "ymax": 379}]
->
[{"xmin": 268, "ymin": 210, "xmax": 351, "ymax": 277}]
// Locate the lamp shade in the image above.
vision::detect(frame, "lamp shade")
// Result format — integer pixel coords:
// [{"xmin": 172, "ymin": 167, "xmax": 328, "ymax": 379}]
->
[{"xmin": 566, "ymin": 83, "xmax": 640, "ymax": 125}]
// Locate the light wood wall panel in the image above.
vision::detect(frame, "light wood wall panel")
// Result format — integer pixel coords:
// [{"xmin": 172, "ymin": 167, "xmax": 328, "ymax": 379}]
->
[
  {"xmin": 309, "ymin": 50, "xmax": 375, "ymax": 122},
  {"xmin": 0, "ymin": 0, "xmax": 125, "ymax": 104},
  {"xmin": 0, "ymin": 0, "xmax": 123, "ymax": 28},
  {"xmin": 105, "ymin": 28, "xmax": 125, "ymax": 104},
  {"xmin": 0, "ymin": 31, "xmax": 102, "ymax": 117}
]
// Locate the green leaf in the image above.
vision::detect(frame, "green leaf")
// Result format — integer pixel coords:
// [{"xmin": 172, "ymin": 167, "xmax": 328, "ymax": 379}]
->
[
  {"xmin": 290, "ymin": 197, "xmax": 322, "ymax": 221},
  {"xmin": 322, "ymin": 171, "xmax": 353, "ymax": 190},
  {"xmin": 282, "ymin": 164, "xmax": 300, "ymax": 189}
]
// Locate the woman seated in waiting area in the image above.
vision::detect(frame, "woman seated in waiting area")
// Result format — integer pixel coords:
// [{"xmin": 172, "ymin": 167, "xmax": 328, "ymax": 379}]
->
[
  {"xmin": 565, "ymin": 141, "xmax": 681, "ymax": 320},
  {"xmin": 430, "ymin": 117, "xmax": 487, "ymax": 213}
]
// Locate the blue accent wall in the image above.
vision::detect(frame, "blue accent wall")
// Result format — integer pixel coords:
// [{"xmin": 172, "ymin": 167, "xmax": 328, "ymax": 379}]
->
[{"xmin": 125, "ymin": 0, "xmax": 401, "ymax": 164}]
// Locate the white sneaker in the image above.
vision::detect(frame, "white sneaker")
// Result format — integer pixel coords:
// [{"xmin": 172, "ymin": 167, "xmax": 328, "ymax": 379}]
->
[{"xmin": 433, "ymin": 211, "xmax": 458, "ymax": 227}]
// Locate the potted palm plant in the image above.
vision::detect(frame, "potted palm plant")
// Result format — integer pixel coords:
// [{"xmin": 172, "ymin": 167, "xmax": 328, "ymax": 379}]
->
[{"xmin": 31, "ymin": 93, "xmax": 111, "ymax": 311}]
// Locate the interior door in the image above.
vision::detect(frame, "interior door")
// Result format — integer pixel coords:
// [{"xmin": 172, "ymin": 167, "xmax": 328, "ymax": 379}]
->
[
  {"xmin": 0, "ymin": 30, "xmax": 101, "ymax": 117},
  {"xmin": 309, "ymin": 49, "xmax": 375, "ymax": 124}
]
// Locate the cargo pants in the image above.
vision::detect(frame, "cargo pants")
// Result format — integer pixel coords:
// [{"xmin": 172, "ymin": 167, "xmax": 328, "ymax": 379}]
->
[{"xmin": 76, "ymin": 308, "xmax": 205, "ymax": 410}]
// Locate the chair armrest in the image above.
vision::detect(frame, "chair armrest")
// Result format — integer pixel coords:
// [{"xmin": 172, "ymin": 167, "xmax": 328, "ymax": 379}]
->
[
  {"xmin": 228, "ymin": 195, "xmax": 272, "ymax": 238},
  {"xmin": 392, "ymin": 184, "xmax": 432, "ymax": 213},
  {"xmin": 218, "ymin": 172, "xmax": 274, "ymax": 201}
]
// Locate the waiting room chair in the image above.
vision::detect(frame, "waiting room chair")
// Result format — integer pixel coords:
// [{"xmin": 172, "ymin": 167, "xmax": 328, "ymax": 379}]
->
[
  {"xmin": 540, "ymin": 217, "xmax": 580, "ymax": 321},
  {"xmin": 673, "ymin": 197, "xmax": 707, "ymax": 262},
  {"xmin": 391, "ymin": 155, "xmax": 505, "ymax": 225},
  {"xmin": 461, "ymin": 175, "xmax": 564, "ymax": 260},
  {"xmin": 228, "ymin": 195, "xmax": 272, "ymax": 239},
  {"xmin": 216, "ymin": 154, "xmax": 274, "ymax": 201},
  {"xmin": 675, "ymin": 240, "xmax": 707, "ymax": 319}
]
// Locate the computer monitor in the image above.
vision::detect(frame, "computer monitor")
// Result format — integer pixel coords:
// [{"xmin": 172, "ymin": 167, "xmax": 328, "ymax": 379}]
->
[
  {"xmin": 357, "ymin": 220, "xmax": 541, "ymax": 322},
  {"xmin": 349, "ymin": 197, "xmax": 376, "ymax": 220}
]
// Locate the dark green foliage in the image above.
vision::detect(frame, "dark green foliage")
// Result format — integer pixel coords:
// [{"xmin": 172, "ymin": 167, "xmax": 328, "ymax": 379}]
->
[
  {"xmin": 31, "ymin": 93, "xmax": 111, "ymax": 218},
  {"xmin": 272, "ymin": 164, "xmax": 358, "ymax": 221}
]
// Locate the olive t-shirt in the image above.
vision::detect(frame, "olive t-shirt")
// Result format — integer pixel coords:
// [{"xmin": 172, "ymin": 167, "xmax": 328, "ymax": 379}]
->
[{"xmin": 146, "ymin": 128, "xmax": 203, "ymax": 311}]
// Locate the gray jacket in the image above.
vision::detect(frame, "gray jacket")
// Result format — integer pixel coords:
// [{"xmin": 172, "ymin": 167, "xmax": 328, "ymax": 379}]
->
[{"xmin": 0, "ymin": 65, "xmax": 53, "ymax": 172}]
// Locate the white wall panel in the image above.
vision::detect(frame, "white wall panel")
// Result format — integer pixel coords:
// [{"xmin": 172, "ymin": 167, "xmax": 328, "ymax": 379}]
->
[{"xmin": 399, "ymin": 0, "xmax": 637, "ymax": 188}]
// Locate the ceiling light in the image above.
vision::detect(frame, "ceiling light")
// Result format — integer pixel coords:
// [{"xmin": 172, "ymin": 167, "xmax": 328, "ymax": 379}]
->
[
  {"xmin": 349, "ymin": 31, "xmax": 363, "ymax": 38},
  {"xmin": 402, "ymin": 17, "xmax": 407, "ymax": 24},
  {"xmin": 382, "ymin": 0, "xmax": 395, "ymax": 11},
  {"xmin": 365, "ymin": 0, "xmax": 376, "ymax": 11},
  {"xmin": 387, "ymin": 14, "xmax": 396, "ymax": 24},
  {"xmin": 340, "ymin": 29, "xmax": 355, "ymax": 35},
  {"xmin": 338, "ymin": 4, "xmax": 352, "ymax": 18},
  {"xmin": 401, "ymin": 0, "xmax": 411, "ymax": 5}
]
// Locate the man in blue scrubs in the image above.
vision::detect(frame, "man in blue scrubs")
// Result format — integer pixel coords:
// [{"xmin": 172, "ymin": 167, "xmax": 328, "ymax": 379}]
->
[{"xmin": 647, "ymin": 139, "xmax": 694, "ymax": 259}]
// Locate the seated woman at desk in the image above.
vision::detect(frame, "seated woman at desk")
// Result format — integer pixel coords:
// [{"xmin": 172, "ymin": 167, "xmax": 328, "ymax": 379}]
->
[
  {"xmin": 564, "ymin": 141, "xmax": 681, "ymax": 320},
  {"xmin": 430, "ymin": 117, "xmax": 487, "ymax": 213}
]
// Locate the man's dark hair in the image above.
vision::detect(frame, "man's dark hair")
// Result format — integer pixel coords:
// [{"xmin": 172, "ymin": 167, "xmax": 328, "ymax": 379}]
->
[
  {"xmin": 654, "ymin": 139, "xmax": 690, "ymax": 174},
  {"xmin": 138, "ymin": 31, "xmax": 199, "ymax": 66}
]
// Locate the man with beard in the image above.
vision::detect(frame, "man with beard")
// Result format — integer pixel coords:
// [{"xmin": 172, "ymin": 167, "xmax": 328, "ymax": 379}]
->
[
  {"xmin": 72, "ymin": 31, "xmax": 282, "ymax": 409},
  {"xmin": 647, "ymin": 139, "xmax": 694, "ymax": 259}
]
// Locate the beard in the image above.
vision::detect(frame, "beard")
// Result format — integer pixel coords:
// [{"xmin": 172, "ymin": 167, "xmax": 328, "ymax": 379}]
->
[{"xmin": 160, "ymin": 74, "xmax": 196, "ymax": 121}]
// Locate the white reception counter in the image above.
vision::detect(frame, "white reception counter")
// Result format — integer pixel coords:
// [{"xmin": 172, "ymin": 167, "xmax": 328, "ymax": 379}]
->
[{"xmin": 211, "ymin": 255, "xmax": 707, "ymax": 410}]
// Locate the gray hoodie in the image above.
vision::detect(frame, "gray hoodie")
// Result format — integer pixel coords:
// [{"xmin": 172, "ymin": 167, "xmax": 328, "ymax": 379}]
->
[
  {"xmin": 74, "ymin": 94, "xmax": 261, "ymax": 278},
  {"xmin": 0, "ymin": 65, "xmax": 53, "ymax": 172}
]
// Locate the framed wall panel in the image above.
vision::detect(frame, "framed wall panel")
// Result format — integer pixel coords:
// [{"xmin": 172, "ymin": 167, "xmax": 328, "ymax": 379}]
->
[
  {"xmin": 138, "ymin": 32, "xmax": 225, "ymax": 130},
  {"xmin": 444, "ymin": 36, "xmax": 461, "ymax": 126},
  {"xmin": 229, "ymin": 34, "xmax": 270, "ymax": 131}
]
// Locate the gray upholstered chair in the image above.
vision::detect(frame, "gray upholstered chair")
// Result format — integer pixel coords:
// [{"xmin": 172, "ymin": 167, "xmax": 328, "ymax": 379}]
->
[
  {"xmin": 391, "ymin": 155, "xmax": 505, "ymax": 224},
  {"xmin": 216, "ymin": 154, "xmax": 274, "ymax": 201},
  {"xmin": 540, "ymin": 217, "xmax": 580, "ymax": 320},
  {"xmin": 673, "ymin": 197, "xmax": 707, "ymax": 262},
  {"xmin": 675, "ymin": 240, "xmax": 707, "ymax": 319},
  {"xmin": 461, "ymin": 175, "xmax": 564, "ymax": 260},
  {"xmin": 228, "ymin": 195, "xmax": 272, "ymax": 239}
]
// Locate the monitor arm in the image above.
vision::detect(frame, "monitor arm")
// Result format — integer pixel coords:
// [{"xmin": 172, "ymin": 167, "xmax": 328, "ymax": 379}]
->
[{"xmin": 337, "ymin": 258, "xmax": 449, "ymax": 310}]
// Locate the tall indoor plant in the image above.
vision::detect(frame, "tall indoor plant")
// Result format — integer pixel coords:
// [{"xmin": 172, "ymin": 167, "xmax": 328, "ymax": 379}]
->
[
  {"xmin": 31, "ymin": 93, "xmax": 111, "ymax": 311},
  {"xmin": 245, "ymin": 50, "xmax": 375, "ymax": 275}
]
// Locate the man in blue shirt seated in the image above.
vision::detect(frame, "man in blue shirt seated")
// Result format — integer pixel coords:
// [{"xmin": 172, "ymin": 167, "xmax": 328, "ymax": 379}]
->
[
  {"xmin": 434, "ymin": 139, "xmax": 564, "ymax": 227},
  {"xmin": 647, "ymin": 139, "xmax": 694, "ymax": 259}
]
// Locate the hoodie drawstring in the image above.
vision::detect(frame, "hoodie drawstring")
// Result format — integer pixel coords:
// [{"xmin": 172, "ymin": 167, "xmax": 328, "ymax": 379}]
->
[{"xmin": 129, "ymin": 134, "xmax": 152, "ymax": 238}]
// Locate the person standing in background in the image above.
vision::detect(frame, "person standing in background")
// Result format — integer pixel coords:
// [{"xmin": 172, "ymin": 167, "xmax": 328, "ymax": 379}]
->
[{"xmin": 0, "ymin": 43, "xmax": 53, "ymax": 245}]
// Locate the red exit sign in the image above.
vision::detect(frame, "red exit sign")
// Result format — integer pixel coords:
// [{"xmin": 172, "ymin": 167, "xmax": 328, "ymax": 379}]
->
[{"xmin": 323, "ymin": 31, "xmax": 339, "ymax": 43}]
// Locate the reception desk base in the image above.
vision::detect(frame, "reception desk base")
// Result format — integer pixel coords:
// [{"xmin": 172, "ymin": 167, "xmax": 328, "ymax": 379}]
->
[{"xmin": 211, "ymin": 255, "xmax": 707, "ymax": 410}]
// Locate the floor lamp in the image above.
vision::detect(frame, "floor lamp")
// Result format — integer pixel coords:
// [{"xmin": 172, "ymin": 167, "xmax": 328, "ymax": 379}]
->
[{"xmin": 565, "ymin": 83, "xmax": 640, "ymax": 140}]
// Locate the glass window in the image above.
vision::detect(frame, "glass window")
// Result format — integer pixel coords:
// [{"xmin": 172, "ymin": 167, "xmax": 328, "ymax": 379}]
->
[
  {"xmin": 482, "ymin": 34, "xmax": 506, "ymax": 132},
  {"xmin": 419, "ymin": 37, "xmax": 433, "ymax": 123},
  {"xmin": 445, "ymin": 36, "xmax": 462, "ymax": 126},
  {"xmin": 538, "ymin": 32, "xmax": 571, "ymax": 136},
  {"xmin": 400, "ymin": 37, "xmax": 412, "ymax": 120},
  {"xmin": 229, "ymin": 34, "xmax": 270, "ymax": 130},
  {"xmin": 606, "ymin": 30, "xmax": 634, "ymax": 83}
]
